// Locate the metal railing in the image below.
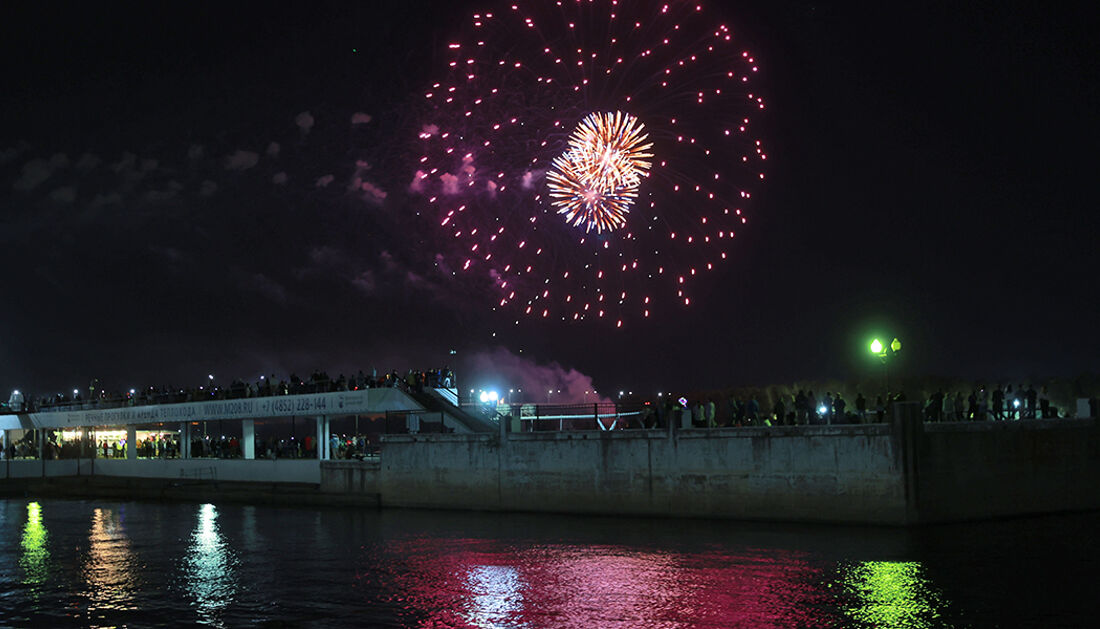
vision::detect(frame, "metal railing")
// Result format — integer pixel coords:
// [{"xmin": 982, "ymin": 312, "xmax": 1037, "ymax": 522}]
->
[{"xmin": 492, "ymin": 402, "xmax": 649, "ymax": 431}]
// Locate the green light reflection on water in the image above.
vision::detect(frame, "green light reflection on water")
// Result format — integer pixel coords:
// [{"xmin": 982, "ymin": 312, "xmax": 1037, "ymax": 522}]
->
[
  {"xmin": 20, "ymin": 501, "xmax": 50, "ymax": 587},
  {"xmin": 839, "ymin": 560, "xmax": 950, "ymax": 629}
]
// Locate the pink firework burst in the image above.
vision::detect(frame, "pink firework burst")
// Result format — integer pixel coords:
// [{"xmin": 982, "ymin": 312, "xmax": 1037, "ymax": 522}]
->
[{"xmin": 413, "ymin": 0, "xmax": 769, "ymax": 326}]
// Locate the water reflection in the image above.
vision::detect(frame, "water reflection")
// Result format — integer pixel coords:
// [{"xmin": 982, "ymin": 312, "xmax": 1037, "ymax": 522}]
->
[
  {"xmin": 20, "ymin": 501, "xmax": 49, "ymax": 588},
  {"xmin": 182, "ymin": 503, "xmax": 238, "ymax": 626},
  {"xmin": 83, "ymin": 507, "xmax": 138, "ymax": 613},
  {"xmin": 464, "ymin": 565, "xmax": 528, "ymax": 628},
  {"xmin": 378, "ymin": 539, "xmax": 832, "ymax": 628},
  {"xmin": 839, "ymin": 560, "xmax": 950, "ymax": 628}
]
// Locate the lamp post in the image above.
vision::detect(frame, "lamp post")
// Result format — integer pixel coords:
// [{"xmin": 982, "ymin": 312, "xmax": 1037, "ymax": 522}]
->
[{"xmin": 869, "ymin": 337, "xmax": 902, "ymax": 392}]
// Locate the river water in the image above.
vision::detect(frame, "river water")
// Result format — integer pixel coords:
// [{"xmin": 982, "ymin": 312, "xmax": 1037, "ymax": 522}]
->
[{"xmin": 0, "ymin": 498, "xmax": 1096, "ymax": 628}]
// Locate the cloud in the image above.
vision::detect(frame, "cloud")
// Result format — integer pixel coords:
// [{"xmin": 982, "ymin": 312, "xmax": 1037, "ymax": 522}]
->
[
  {"xmin": 140, "ymin": 158, "xmax": 158, "ymax": 172},
  {"xmin": 234, "ymin": 270, "xmax": 288, "ymax": 304},
  {"xmin": 110, "ymin": 152, "xmax": 137, "ymax": 174},
  {"xmin": 198, "ymin": 180, "xmax": 218, "ymax": 197},
  {"xmin": 0, "ymin": 146, "xmax": 22, "ymax": 164},
  {"xmin": 351, "ymin": 270, "xmax": 376, "ymax": 294},
  {"xmin": 409, "ymin": 170, "xmax": 428, "ymax": 193},
  {"xmin": 272, "ymin": 172, "xmax": 288, "ymax": 185},
  {"xmin": 144, "ymin": 180, "xmax": 183, "ymax": 203},
  {"xmin": 266, "ymin": 142, "xmax": 280, "ymax": 158},
  {"xmin": 49, "ymin": 186, "xmax": 76, "ymax": 204},
  {"xmin": 351, "ymin": 112, "xmax": 372, "ymax": 125},
  {"xmin": 49, "ymin": 153, "xmax": 70, "ymax": 170},
  {"xmin": 359, "ymin": 181, "xmax": 387, "ymax": 204},
  {"xmin": 75, "ymin": 153, "xmax": 101, "ymax": 171},
  {"xmin": 462, "ymin": 347, "xmax": 608, "ymax": 404},
  {"xmin": 419, "ymin": 124, "xmax": 440, "ymax": 139},
  {"xmin": 439, "ymin": 172, "xmax": 460, "ymax": 195},
  {"xmin": 89, "ymin": 192, "xmax": 123, "ymax": 209},
  {"xmin": 315, "ymin": 174, "xmax": 334, "ymax": 188},
  {"xmin": 188, "ymin": 144, "xmax": 204, "ymax": 160},
  {"xmin": 521, "ymin": 170, "xmax": 541, "ymax": 189},
  {"xmin": 13, "ymin": 158, "xmax": 54, "ymax": 190},
  {"xmin": 224, "ymin": 150, "xmax": 259, "ymax": 170},
  {"xmin": 295, "ymin": 111, "xmax": 315, "ymax": 135}
]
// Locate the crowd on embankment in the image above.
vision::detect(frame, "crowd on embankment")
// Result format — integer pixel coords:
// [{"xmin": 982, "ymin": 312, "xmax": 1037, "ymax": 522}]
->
[
  {"xmin": 3, "ymin": 367, "xmax": 457, "ymax": 414},
  {"xmin": 650, "ymin": 377, "xmax": 1099, "ymax": 429}
]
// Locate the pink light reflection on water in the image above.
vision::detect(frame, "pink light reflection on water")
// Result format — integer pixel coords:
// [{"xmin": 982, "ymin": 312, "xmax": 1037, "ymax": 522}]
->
[{"xmin": 372, "ymin": 537, "xmax": 837, "ymax": 628}]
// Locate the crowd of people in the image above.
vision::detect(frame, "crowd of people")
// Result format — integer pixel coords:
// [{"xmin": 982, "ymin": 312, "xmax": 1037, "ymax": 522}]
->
[
  {"xmin": 621, "ymin": 383, "xmax": 1078, "ymax": 429},
  {"xmin": 5, "ymin": 367, "xmax": 457, "ymax": 414}
]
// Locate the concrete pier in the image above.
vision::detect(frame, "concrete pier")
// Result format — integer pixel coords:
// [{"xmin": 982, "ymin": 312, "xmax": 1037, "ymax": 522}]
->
[{"xmin": 320, "ymin": 409, "xmax": 1100, "ymax": 525}]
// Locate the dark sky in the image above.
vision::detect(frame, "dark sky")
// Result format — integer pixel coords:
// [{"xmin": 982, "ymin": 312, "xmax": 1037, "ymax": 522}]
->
[{"xmin": 1, "ymin": 1, "xmax": 1097, "ymax": 400}]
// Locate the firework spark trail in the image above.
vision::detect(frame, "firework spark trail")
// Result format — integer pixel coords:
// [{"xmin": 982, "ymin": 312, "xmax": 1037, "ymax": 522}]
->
[
  {"xmin": 414, "ymin": 0, "xmax": 768, "ymax": 327},
  {"xmin": 547, "ymin": 111, "xmax": 653, "ymax": 234}
]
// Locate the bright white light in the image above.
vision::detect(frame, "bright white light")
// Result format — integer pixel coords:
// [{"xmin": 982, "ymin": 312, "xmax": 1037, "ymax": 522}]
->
[
  {"xmin": 12, "ymin": 390, "xmax": 18, "ymax": 395},
  {"xmin": 1013, "ymin": 400, "xmax": 1021, "ymax": 408},
  {"xmin": 479, "ymin": 391, "xmax": 490, "ymax": 403},
  {"xmin": 818, "ymin": 405, "xmax": 828, "ymax": 415},
  {"xmin": 488, "ymin": 391, "xmax": 499, "ymax": 402}
]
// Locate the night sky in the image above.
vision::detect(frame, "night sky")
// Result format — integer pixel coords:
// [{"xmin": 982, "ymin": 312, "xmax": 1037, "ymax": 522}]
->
[{"xmin": 2, "ymin": 1, "xmax": 1097, "ymax": 401}]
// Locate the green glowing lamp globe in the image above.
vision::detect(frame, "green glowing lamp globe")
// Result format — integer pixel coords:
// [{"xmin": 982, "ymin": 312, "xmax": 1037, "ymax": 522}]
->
[
  {"xmin": 870, "ymin": 339, "xmax": 884, "ymax": 355},
  {"xmin": 891, "ymin": 338, "xmax": 902, "ymax": 353}
]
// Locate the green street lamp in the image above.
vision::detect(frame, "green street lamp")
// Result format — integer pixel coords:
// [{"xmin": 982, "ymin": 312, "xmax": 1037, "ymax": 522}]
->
[{"xmin": 868, "ymin": 336, "xmax": 902, "ymax": 393}]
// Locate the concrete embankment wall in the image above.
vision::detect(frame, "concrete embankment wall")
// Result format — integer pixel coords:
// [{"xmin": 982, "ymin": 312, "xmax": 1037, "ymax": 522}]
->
[
  {"xmin": 320, "ymin": 413, "xmax": 1100, "ymax": 525},
  {"xmin": 324, "ymin": 425, "xmax": 909, "ymax": 525},
  {"xmin": 0, "ymin": 458, "xmax": 321, "ymax": 484},
  {"xmin": 917, "ymin": 419, "xmax": 1100, "ymax": 522}
]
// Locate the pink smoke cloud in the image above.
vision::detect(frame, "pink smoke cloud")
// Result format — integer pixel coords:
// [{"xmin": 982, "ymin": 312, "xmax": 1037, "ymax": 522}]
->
[
  {"xmin": 360, "ymin": 181, "xmax": 387, "ymax": 204},
  {"xmin": 266, "ymin": 142, "xmax": 281, "ymax": 158},
  {"xmin": 315, "ymin": 174, "xmax": 335, "ymax": 188},
  {"xmin": 439, "ymin": 172, "xmax": 460, "ymax": 195},
  {"xmin": 409, "ymin": 170, "xmax": 429, "ymax": 193},
  {"xmin": 351, "ymin": 112, "xmax": 372, "ymax": 125},
  {"xmin": 198, "ymin": 180, "xmax": 218, "ymax": 197},
  {"xmin": 295, "ymin": 111, "xmax": 315, "ymax": 135},
  {"xmin": 272, "ymin": 172, "xmax": 288, "ymax": 185},
  {"xmin": 461, "ymin": 347, "xmax": 609, "ymax": 404},
  {"xmin": 224, "ymin": 150, "xmax": 259, "ymax": 170}
]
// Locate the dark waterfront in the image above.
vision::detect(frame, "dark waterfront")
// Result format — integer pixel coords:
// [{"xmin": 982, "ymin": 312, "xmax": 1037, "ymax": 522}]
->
[{"xmin": 0, "ymin": 498, "xmax": 1096, "ymax": 628}]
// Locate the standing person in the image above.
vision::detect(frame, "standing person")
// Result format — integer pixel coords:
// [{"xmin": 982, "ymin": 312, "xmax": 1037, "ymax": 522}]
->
[
  {"xmin": 773, "ymin": 396, "xmax": 786, "ymax": 427},
  {"xmin": 978, "ymin": 388, "xmax": 989, "ymax": 421},
  {"xmin": 746, "ymin": 396, "xmax": 760, "ymax": 425},
  {"xmin": 1026, "ymin": 385, "xmax": 1037, "ymax": 419},
  {"xmin": 875, "ymin": 395, "xmax": 885, "ymax": 422},
  {"xmin": 806, "ymin": 391, "xmax": 818, "ymax": 424},
  {"xmin": 795, "ymin": 391, "xmax": 807, "ymax": 424},
  {"xmin": 1039, "ymin": 386, "xmax": 1051, "ymax": 419},
  {"xmin": 834, "ymin": 393, "xmax": 847, "ymax": 424},
  {"xmin": 992, "ymin": 386, "xmax": 1004, "ymax": 421},
  {"xmin": 706, "ymin": 398, "xmax": 717, "ymax": 428},
  {"xmin": 855, "ymin": 392, "xmax": 867, "ymax": 423},
  {"xmin": 953, "ymin": 392, "xmax": 965, "ymax": 422}
]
